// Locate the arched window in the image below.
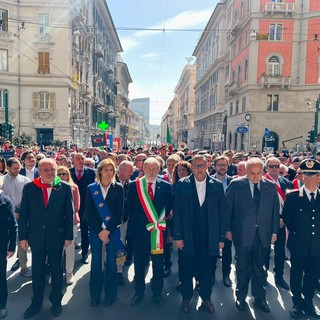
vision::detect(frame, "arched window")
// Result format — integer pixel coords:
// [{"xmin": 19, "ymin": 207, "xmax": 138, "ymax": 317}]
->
[{"xmin": 267, "ymin": 56, "xmax": 280, "ymax": 76}]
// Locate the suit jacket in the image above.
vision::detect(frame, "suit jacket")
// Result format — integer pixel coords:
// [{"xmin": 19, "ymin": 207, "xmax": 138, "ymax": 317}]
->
[
  {"xmin": 127, "ymin": 177, "xmax": 173, "ymax": 244},
  {"xmin": 19, "ymin": 180, "xmax": 74, "ymax": 251},
  {"xmin": 70, "ymin": 166, "xmax": 96, "ymax": 217},
  {"xmin": 225, "ymin": 177, "xmax": 279, "ymax": 250},
  {"xmin": 85, "ymin": 182, "xmax": 124, "ymax": 236},
  {"xmin": 283, "ymin": 188, "xmax": 320, "ymax": 256},
  {"xmin": 0, "ymin": 193, "xmax": 17, "ymax": 253},
  {"xmin": 19, "ymin": 167, "xmax": 39, "ymax": 179},
  {"xmin": 173, "ymin": 174, "xmax": 226, "ymax": 257}
]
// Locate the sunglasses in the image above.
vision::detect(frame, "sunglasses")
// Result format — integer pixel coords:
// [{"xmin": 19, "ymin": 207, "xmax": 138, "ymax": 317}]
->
[
  {"xmin": 57, "ymin": 172, "xmax": 68, "ymax": 177},
  {"xmin": 268, "ymin": 165, "xmax": 280, "ymax": 169}
]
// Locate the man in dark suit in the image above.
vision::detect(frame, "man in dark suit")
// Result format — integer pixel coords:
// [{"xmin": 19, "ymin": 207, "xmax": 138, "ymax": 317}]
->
[
  {"xmin": 173, "ymin": 154, "xmax": 226, "ymax": 314},
  {"xmin": 263, "ymin": 156, "xmax": 292, "ymax": 290},
  {"xmin": 225, "ymin": 157, "xmax": 279, "ymax": 313},
  {"xmin": 210, "ymin": 155, "xmax": 233, "ymax": 287},
  {"xmin": 19, "ymin": 158, "xmax": 74, "ymax": 318},
  {"xmin": 70, "ymin": 152, "xmax": 96, "ymax": 264},
  {"xmin": 283, "ymin": 159, "xmax": 320, "ymax": 319},
  {"xmin": 19, "ymin": 151, "xmax": 39, "ymax": 180},
  {"xmin": 127, "ymin": 157, "xmax": 173, "ymax": 308}
]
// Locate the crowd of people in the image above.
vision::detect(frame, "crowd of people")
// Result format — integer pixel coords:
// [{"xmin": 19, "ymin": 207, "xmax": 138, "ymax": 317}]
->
[{"xmin": 0, "ymin": 143, "xmax": 320, "ymax": 319}]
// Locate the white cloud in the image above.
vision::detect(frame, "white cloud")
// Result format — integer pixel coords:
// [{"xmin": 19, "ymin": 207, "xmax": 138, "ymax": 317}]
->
[{"xmin": 141, "ymin": 52, "xmax": 163, "ymax": 60}]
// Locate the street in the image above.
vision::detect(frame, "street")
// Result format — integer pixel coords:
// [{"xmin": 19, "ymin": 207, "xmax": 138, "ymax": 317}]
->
[{"xmin": 5, "ymin": 245, "xmax": 320, "ymax": 320}]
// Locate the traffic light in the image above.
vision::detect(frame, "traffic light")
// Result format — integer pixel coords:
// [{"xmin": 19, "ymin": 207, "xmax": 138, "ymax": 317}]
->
[
  {"xmin": 307, "ymin": 130, "xmax": 315, "ymax": 143},
  {"xmin": 8, "ymin": 123, "xmax": 14, "ymax": 140}
]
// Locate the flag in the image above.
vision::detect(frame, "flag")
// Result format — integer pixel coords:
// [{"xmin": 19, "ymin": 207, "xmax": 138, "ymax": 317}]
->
[
  {"xmin": 265, "ymin": 128, "xmax": 270, "ymax": 136},
  {"xmin": 166, "ymin": 123, "xmax": 172, "ymax": 144}
]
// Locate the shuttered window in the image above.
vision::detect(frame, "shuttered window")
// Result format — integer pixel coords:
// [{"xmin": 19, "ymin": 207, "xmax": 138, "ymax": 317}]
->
[
  {"xmin": 38, "ymin": 52, "xmax": 50, "ymax": 73},
  {"xmin": 33, "ymin": 92, "xmax": 55, "ymax": 111}
]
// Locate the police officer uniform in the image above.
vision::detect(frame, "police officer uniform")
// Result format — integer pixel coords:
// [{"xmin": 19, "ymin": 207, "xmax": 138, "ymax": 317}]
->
[{"xmin": 283, "ymin": 159, "xmax": 320, "ymax": 319}]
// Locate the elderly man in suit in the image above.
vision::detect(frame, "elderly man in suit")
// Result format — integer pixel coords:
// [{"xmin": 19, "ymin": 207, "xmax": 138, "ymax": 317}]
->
[
  {"xmin": 19, "ymin": 158, "xmax": 74, "ymax": 319},
  {"xmin": 70, "ymin": 152, "xmax": 96, "ymax": 264},
  {"xmin": 225, "ymin": 157, "xmax": 279, "ymax": 313},
  {"xmin": 127, "ymin": 157, "xmax": 173, "ymax": 308},
  {"xmin": 283, "ymin": 159, "xmax": 320, "ymax": 319},
  {"xmin": 173, "ymin": 154, "xmax": 226, "ymax": 314}
]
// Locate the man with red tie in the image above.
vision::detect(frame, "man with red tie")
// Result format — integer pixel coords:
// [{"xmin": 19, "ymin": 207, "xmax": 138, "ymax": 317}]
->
[
  {"xmin": 19, "ymin": 158, "xmax": 74, "ymax": 318},
  {"xmin": 126, "ymin": 157, "xmax": 173, "ymax": 308},
  {"xmin": 70, "ymin": 153, "xmax": 96, "ymax": 264}
]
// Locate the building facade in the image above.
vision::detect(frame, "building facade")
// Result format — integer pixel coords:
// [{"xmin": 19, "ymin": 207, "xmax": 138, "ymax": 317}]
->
[{"xmin": 189, "ymin": 0, "xmax": 320, "ymax": 152}]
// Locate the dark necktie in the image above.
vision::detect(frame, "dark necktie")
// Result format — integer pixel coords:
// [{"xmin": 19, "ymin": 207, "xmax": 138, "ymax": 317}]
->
[
  {"xmin": 310, "ymin": 192, "xmax": 315, "ymax": 206},
  {"xmin": 148, "ymin": 182, "xmax": 154, "ymax": 201},
  {"xmin": 253, "ymin": 183, "xmax": 260, "ymax": 211},
  {"xmin": 77, "ymin": 169, "xmax": 82, "ymax": 180}
]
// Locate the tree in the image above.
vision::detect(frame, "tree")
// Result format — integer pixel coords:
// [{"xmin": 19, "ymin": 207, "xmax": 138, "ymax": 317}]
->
[
  {"xmin": 51, "ymin": 139, "xmax": 64, "ymax": 147},
  {"xmin": 13, "ymin": 133, "xmax": 32, "ymax": 146}
]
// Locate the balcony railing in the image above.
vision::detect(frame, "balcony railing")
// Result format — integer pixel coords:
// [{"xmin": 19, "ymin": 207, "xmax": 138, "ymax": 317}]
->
[
  {"xmin": 264, "ymin": 2, "xmax": 295, "ymax": 15},
  {"xmin": 261, "ymin": 75, "xmax": 291, "ymax": 88}
]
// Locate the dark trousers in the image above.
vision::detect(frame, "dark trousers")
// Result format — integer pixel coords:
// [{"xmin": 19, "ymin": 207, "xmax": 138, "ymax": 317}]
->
[
  {"xmin": 133, "ymin": 241, "xmax": 164, "ymax": 296},
  {"xmin": 289, "ymin": 252, "xmax": 320, "ymax": 307},
  {"xmin": 179, "ymin": 246, "xmax": 212, "ymax": 301},
  {"xmin": 212, "ymin": 238, "xmax": 232, "ymax": 278},
  {"xmin": 31, "ymin": 246, "xmax": 64, "ymax": 306},
  {"xmin": 125, "ymin": 233, "xmax": 133, "ymax": 261},
  {"xmin": 265, "ymin": 226, "xmax": 286, "ymax": 277},
  {"xmin": 80, "ymin": 221, "xmax": 89, "ymax": 257},
  {"xmin": 0, "ymin": 252, "xmax": 7, "ymax": 309},
  {"xmin": 235, "ymin": 233, "xmax": 268, "ymax": 301},
  {"xmin": 89, "ymin": 228, "xmax": 117, "ymax": 302}
]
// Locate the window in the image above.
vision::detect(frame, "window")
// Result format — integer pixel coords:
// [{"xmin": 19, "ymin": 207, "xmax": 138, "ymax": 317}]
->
[
  {"xmin": 267, "ymin": 56, "xmax": 280, "ymax": 75},
  {"xmin": 38, "ymin": 52, "xmax": 50, "ymax": 73},
  {"xmin": 0, "ymin": 9, "xmax": 8, "ymax": 31},
  {"xmin": 0, "ymin": 89, "xmax": 7, "ymax": 108},
  {"xmin": 39, "ymin": 14, "xmax": 49, "ymax": 35},
  {"xmin": 33, "ymin": 92, "xmax": 55, "ymax": 110},
  {"xmin": 230, "ymin": 102, "xmax": 233, "ymax": 115},
  {"xmin": 242, "ymin": 96, "xmax": 246, "ymax": 113},
  {"xmin": 0, "ymin": 49, "xmax": 7, "ymax": 71},
  {"xmin": 269, "ymin": 24, "xmax": 282, "ymax": 41},
  {"xmin": 236, "ymin": 100, "xmax": 239, "ymax": 114},
  {"xmin": 267, "ymin": 94, "xmax": 279, "ymax": 111}
]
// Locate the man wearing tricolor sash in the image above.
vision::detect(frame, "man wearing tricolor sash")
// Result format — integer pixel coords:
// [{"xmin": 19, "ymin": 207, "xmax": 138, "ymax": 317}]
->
[
  {"xmin": 264, "ymin": 156, "xmax": 292, "ymax": 290},
  {"xmin": 127, "ymin": 157, "xmax": 173, "ymax": 308}
]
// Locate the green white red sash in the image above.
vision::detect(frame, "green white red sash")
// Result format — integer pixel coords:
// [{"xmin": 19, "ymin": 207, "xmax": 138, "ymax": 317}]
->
[
  {"xmin": 136, "ymin": 177, "xmax": 166, "ymax": 254},
  {"xmin": 264, "ymin": 173, "xmax": 285, "ymax": 207}
]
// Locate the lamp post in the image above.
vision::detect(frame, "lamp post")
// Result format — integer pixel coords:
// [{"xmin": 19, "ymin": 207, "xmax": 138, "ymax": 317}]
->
[{"xmin": 314, "ymin": 95, "xmax": 320, "ymax": 142}]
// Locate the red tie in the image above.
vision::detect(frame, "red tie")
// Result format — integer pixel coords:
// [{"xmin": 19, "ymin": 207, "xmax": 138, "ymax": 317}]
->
[
  {"xmin": 148, "ymin": 182, "xmax": 154, "ymax": 201},
  {"xmin": 77, "ymin": 169, "xmax": 82, "ymax": 180},
  {"xmin": 42, "ymin": 188, "xmax": 48, "ymax": 207}
]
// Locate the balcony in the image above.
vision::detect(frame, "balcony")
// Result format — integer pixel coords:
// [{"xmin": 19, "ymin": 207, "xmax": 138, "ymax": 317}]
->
[
  {"xmin": 264, "ymin": 2, "xmax": 295, "ymax": 16},
  {"xmin": 94, "ymin": 44, "xmax": 104, "ymax": 59},
  {"xmin": 261, "ymin": 74, "xmax": 291, "ymax": 88}
]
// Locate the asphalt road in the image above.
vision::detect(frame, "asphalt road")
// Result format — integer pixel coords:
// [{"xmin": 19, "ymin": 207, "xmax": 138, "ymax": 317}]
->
[{"xmin": 5, "ymin": 245, "xmax": 320, "ymax": 320}]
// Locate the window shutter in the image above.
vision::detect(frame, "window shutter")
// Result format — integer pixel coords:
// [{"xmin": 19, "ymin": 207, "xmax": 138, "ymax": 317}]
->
[
  {"xmin": 33, "ymin": 92, "xmax": 38, "ymax": 110},
  {"xmin": 45, "ymin": 52, "xmax": 50, "ymax": 73},
  {"xmin": 49, "ymin": 93, "xmax": 55, "ymax": 111}
]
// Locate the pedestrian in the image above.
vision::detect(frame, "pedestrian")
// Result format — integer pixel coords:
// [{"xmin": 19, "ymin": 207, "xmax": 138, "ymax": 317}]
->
[
  {"xmin": 173, "ymin": 154, "xmax": 226, "ymax": 314},
  {"xmin": 0, "ymin": 174, "xmax": 17, "ymax": 319},
  {"xmin": 225, "ymin": 157, "xmax": 279, "ymax": 313},
  {"xmin": 127, "ymin": 157, "xmax": 173, "ymax": 307},
  {"xmin": 283, "ymin": 159, "xmax": 320, "ymax": 319},
  {"xmin": 19, "ymin": 158, "xmax": 74, "ymax": 318},
  {"xmin": 85, "ymin": 158, "xmax": 124, "ymax": 307}
]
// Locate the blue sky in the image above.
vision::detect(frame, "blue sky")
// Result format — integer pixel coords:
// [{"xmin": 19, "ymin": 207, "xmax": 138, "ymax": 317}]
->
[{"xmin": 107, "ymin": 0, "xmax": 218, "ymax": 125}]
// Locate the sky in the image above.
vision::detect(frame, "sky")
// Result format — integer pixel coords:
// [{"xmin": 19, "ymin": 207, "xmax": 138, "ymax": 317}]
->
[{"xmin": 107, "ymin": 0, "xmax": 219, "ymax": 125}]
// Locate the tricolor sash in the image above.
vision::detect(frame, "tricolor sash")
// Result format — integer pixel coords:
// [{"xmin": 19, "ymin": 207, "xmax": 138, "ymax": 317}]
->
[
  {"xmin": 89, "ymin": 182, "xmax": 126, "ymax": 262},
  {"xmin": 136, "ymin": 177, "xmax": 166, "ymax": 254},
  {"xmin": 264, "ymin": 173, "xmax": 285, "ymax": 207}
]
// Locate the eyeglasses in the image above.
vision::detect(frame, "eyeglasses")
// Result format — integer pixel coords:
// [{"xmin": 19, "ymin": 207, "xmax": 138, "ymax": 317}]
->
[
  {"xmin": 193, "ymin": 164, "xmax": 206, "ymax": 169},
  {"xmin": 42, "ymin": 168, "xmax": 56, "ymax": 173},
  {"xmin": 177, "ymin": 168, "xmax": 187, "ymax": 173},
  {"xmin": 57, "ymin": 172, "xmax": 68, "ymax": 177},
  {"xmin": 84, "ymin": 163, "xmax": 91, "ymax": 166},
  {"xmin": 268, "ymin": 165, "xmax": 280, "ymax": 169}
]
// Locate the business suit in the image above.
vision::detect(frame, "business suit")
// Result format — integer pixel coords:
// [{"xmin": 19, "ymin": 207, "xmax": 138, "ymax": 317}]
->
[
  {"xmin": 283, "ymin": 188, "xmax": 320, "ymax": 310},
  {"xmin": 85, "ymin": 181, "xmax": 123, "ymax": 304},
  {"xmin": 127, "ymin": 177, "xmax": 173, "ymax": 297},
  {"xmin": 225, "ymin": 177, "xmax": 279, "ymax": 302},
  {"xmin": 0, "ymin": 193, "xmax": 16, "ymax": 310},
  {"xmin": 19, "ymin": 167, "xmax": 39, "ymax": 179},
  {"xmin": 211, "ymin": 174, "xmax": 233, "ymax": 283},
  {"xmin": 70, "ymin": 166, "xmax": 96, "ymax": 258},
  {"xmin": 19, "ymin": 180, "xmax": 74, "ymax": 307},
  {"xmin": 173, "ymin": 174, "xmax": 226, "ymax": 301}
]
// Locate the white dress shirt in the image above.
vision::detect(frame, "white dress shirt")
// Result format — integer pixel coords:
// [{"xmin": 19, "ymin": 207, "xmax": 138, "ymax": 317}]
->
[{"xmin": 195, "ymin": 177, "xmax": 206, "ymax": 206}]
